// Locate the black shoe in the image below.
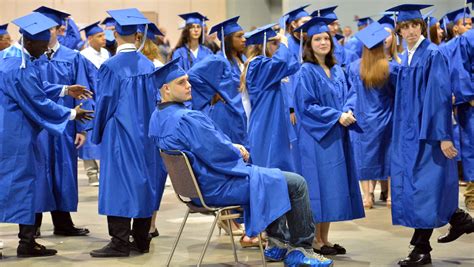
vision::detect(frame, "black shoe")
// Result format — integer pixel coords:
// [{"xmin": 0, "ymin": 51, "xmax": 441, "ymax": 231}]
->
[
  {"xmin": 54, "ymin": 227, "xmax": 90, "ymax": 236},
  {"xmin": 438, "ymin": 220, "xmax": 474, "ymax": 243},
  {"xmin": 149, "ymin": 229, "xmax": 159, "ymax": 238},
  {"xmin": 34, "ymin": 228, "xmax": 41, "ymax": 238},
  {"xmin": 313, "ymin": 245, "xmax": 338, "ymax": 255},
  {"xmin": 398, "ymin": 251, "xmax": 431, "ymax": 266},
  {"xmin": 380, "ymin": 190, "xmax": 388, "ymax": 202},
  {"xmin": 130, "ymin": 241, "xmax": 149, "ymax": 253},
  {"xmin": 90, "ymin": 243, "xmax": 129, "ymax": 258},
  {"xmin": 332, "ymin": 244, "xmax": 346, "ymax": 254},
  {"xmin": 17, "ymin": 242, "xmax": 57, "ymax": 258}
]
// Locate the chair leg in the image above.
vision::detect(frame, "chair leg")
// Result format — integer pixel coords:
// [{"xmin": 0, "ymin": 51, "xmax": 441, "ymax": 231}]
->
[
  {"xmin": 166, "ymin": 208, "xmax": 190, "ymax": 267},
  {"xmin": 258, "ymin": 233, "xmax": 267, "ymax": 267},
  {"xmin": 227, "ymin": 218, "xmax": 239, "ymax": 263},
  {"xmin": 197, "ymin": 212, "xmax": 220, "ymax": 267}
]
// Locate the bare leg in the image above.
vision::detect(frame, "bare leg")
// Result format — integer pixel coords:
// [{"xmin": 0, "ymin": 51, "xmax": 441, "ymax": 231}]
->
[
  {"xmin": 149, "ymin": 211, "xmax": 157, "ymax": 233},
  {"xmin": 320, "ymin": 222, "xmax": 333, "ymax": 247},
  {"xmin": 360, "ymin": 181, "xmax": 373, "ymax": 209}
]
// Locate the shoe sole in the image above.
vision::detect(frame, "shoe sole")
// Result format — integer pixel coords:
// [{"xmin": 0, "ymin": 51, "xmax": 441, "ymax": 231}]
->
[
  {"xmin": 17, "ymin": 253, "xmax": 56, "ymax": 258},
  {"xmin": 90, "ymin": 253, "xmax": 129, "ymax": 258}
]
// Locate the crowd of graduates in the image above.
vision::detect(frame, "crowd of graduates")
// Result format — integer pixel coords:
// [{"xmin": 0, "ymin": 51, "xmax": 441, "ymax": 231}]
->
[{"xmin": 1, "ymin": 2, "xmax": 474, "ymax": 266}]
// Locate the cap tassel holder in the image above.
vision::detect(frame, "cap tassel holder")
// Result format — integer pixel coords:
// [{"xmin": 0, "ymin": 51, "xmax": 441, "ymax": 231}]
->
[{"xmin": 137, "ymin": 23, "xmax": 148, "ymax": 52}]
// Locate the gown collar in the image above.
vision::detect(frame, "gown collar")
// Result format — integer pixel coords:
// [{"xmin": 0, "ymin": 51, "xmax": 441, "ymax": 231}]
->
[
  {"xmin": 116, "ymin": 43, "xmax": 137, "ymax": 53},
  {"xmin": 158, "ymin": 101, "xmax": 186, "ymax": 110}
]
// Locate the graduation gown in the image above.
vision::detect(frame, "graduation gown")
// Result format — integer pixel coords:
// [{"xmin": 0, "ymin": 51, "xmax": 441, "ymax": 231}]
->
[
  {"xmin": 149, "ymin": 103, "xmax": 291, "ymax": 237},
  {"xmin": 58, "ymin": 18, "xmax": 82, "ymax": 50},
  {"xmin": 0, "ymin": 50, "xmax": 71, "ymax": 225},
  {"xmin": 245, "ymin": 44, "xmax": 299, "ymax": 171},
  {"xmin": 295, "ymin": 62, "xmax": 365, "ymax": 223},
  {"xmin": 344, "ymin": 37, "xmax": 363, "ymax": 58},
  {"xmin": 34, "ymin": 44, "xmax": 93, "ymax": 213},
  {"xmin": 172, "ymin": 45, "xmax": 213, "ymax": 71},
  {"xmin": 391, "ymin": 39, "xmax": 458, "ymax": 228},
  {"xmin": 92, "ymin": 50, "xmax": 166, "ymax": 218},
  {"xmin": 347, "ymin": 59, "xmax": 397, "ymax": 180}
]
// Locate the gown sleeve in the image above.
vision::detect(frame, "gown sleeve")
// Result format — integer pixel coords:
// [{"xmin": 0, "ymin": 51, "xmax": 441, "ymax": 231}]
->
[
  {"xmin": 42, "ymin": 81, "xmax": 65, "ymax": 102},
  {"xmin": 295, "ymin": 66, "xmax": 343, "ymax": 142},
  {"xmin": 91, "ymin": 65, "xmax": 121, "ymax": 144}
]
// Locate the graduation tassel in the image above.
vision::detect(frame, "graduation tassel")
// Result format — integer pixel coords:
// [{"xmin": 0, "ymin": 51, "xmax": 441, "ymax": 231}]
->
[
  {"xmin": 137, "ymin": 23, "xmax": 148, "ymax": 52},
  {"xmin": 20, "ymin": 33, "xmax": 26, "ymax": 69},
  {"xmin": 263, "ymin": 31, "xmax": 267, "ymax": 57},
  {"xmin": 464, "ymin": 0, "xmax": 468, "ymax": 25},
  {"xmin": 426, "ymin": 17, "xmax": 430, "ymax": 41},
  {"xmin": 221, "ymin": 26, "xmax": 226, "ymax": 59},
  {"xmin": 201, "ymin": 19, "xmax": 205, "ymax": 44},
  {"xmin": 394, "ymin": 13, "xmax": 400, "ymax": 46},
  {"xmin": 299, "ymin": 29, "xmax": 303, "ymax": 63}
]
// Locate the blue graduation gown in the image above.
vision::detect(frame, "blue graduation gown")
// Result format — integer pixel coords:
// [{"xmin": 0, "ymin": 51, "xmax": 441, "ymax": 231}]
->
[
  {"xmin": 188, "ymin": 55, "xmax": 248, "ymax": 147},
  {"xmin": 391, "ymin": 39, "xmax": 458, "ymax": 228},
  {"xmin": 92, "ymin": 51, "xmax": 166, "ymax": 218},
  {"xmin": 172, "ymin": 45, "xmax": 213, "ymax": 71},
  {"xmin": 0, "ymin": 50, "xmax": 71, "ymax": 225},
  {"xmin": 347, "ymin": 59, "xmax": 397, "ymax": 180},
  {"xmin": 344, "ymin": 37, "xmax": 363, "ymax": 58},
  {"xmin": 148, "ymin": 103, "xmax": 290, "ymax": 237},
  {"xmin": 333, "ymin": 37, "xmax": 358, "ymax": 68},
  {"xmin": 58, "ymin": 18, "xmax": 82, "ymax": 50},
  {"xmin": 294, "ymin": 62, "xmax": 365, "ymax": 223},
  {"xmin": 246, "ymin": 44, "xmax": 299, "ymax": 171},
  {"xmin": 34, "ymin": 45, "xmax": 93, "ymax": 213}
]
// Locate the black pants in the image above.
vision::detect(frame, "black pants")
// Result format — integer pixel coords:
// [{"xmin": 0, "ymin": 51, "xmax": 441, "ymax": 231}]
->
[
  {"xmin": 35, "ymin": 211, "xmax": 74, "ymax": 230},
  {"xmin": 18, "ymin": 214, "xmax": 43, "ymax": 246},
  {"xmin": 107, "ymin": 216, "xmax": 152, "ymax": 252}
]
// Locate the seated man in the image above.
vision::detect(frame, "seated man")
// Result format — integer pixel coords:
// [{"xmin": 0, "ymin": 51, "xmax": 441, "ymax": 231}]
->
[{"xmin": 148, "ymin": 57, "xmax": 332, "ymax": 267}]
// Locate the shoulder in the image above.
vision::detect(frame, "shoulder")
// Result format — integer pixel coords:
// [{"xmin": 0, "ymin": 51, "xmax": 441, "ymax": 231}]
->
[{"xmin": 200, "ymin": 45, "xmax": 213, "ymax": 54}]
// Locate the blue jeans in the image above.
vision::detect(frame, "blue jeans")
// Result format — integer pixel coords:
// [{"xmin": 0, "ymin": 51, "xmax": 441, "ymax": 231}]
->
[{"xmin": 266, "ymin": 171, "xmax": 315, "ymax": 249}]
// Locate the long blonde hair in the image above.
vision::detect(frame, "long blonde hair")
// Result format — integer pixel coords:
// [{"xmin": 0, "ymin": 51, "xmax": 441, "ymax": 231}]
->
[
  {"xmin": 141, "ymin": 38, "xmax": 164, "ymax": 63},
  {"xmin": 387, "ymin": 30, "xmax": 402, "ymax": 64},
  {"xmin": 240, "ymin": 44, "xmax": 271, "ymax": 93},
  {"xmin": 360, "ymin": 43, "xmax": 390, "ymax": 88}
]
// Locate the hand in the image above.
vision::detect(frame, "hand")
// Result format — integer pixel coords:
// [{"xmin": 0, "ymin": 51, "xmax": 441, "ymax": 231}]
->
[
  {"xmin": 277, "ymin": 32, "xmax": 288, "ymax": 47},
  {"xmin": 233, "ymin": 144, "xmax": 250, "ymax": 162},
  {"xmin": 75, "ymin": 132, "xmax": 87, "ymax": 149},
  {"xmin": 74, "ymin": 103, "xmax": 94, "ymax": 123},
  {"xmin": 339, "ymin": 111, "xmax": 356, "ymax": 127},
  {"xmin": 440, "ymin": 141, "xmax": 458, "ymax": 159},
  {"xmin": 470, "ymin": 99, "xmax": 474, "ymax": 107},
  {"xmin": 290, "ymin": 112, "xmax": 297, "ymax": 125},
  {"xmin": 67, "ymin": 85, "xmax": 93, "ymax": 100}
]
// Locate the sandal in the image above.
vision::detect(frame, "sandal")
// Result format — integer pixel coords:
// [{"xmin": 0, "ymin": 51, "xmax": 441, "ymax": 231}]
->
[
  {"xmin": 239, "ymin": 235, "xmax": 262, "ymax": 248},
  {"xmin": 217, "ymin": 220, "xmax": 244, "ymax": 236},
  {"xmin": 332, "ymin": 244, "xmax": 346, "ymax": 254}
]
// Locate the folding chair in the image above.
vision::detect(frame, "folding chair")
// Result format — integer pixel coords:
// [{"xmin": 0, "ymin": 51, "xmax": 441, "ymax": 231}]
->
[{"xmin": 160, "ymin": 150, "xmax": 266, "ymax": 266}]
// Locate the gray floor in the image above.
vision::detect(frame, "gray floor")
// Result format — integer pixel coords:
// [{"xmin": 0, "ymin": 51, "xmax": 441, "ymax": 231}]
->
[{"xmin": 1, "ymin": 161, "xmax": 473, "ymax": 267}]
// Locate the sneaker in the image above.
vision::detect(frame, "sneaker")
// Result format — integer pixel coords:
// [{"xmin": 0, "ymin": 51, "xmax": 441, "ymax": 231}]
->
[
  {"xmin": 284, "ymin": 247, "xmax": 333, "ymax": 267},
  {"xmin": 466, "ymin": 198, "xmax": 474, "ymax": 212},
  {"xmin": 264, "ymin": 237, "xmax": 287, "ymax": 262},
  {"xmin": 88, "ymin": 175, "xmax": 99, "ymax": 187}
]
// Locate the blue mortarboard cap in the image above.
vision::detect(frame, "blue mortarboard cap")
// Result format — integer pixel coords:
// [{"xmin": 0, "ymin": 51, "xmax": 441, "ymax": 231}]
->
[
  {"xmin": 335, "ymin": 33, "xmax": 344, "ymax": 41},
  {"xmin": 446, "ymin": 7, "xmax": 471, "ymax": 24},
  {"xmin": 151, "ymin": 57, "xmax": 187, "ymax": 89},
  {"xmin": 107, "ymin": 8, "xmax": 150, "ymax": 36},
  {"xmin": 80, "ymin": 21, "xmax": 104, "ymax": 38},
  {"xmin": 244, "ymin": 23, "xmax": 277, "ymax": 46},
  {"xmin": 356, "ymin": 17, "xmax": 374, "ymax": 27},
  {"xmin": 355, "ymin": 21, "xmax": 390, "ymax": 49},
  {"xmin": 0, "ymin": 23, "xmax": 8, "ymax": 35},
  {"xmin": 209, "ymin": 16, "xmax": 243, "ymax": 41},
  {"xmin": 423, "ymin": 9, "xmax": 438, "ymax": 27},
  {"xmin": 33, "ymin": 6, "xmax": 70, "ymax": 26},
  {"xmin": 386, "ymin": 4, "xmax": 432, "ymax": 23},
  {"xmin": 179, "ymin": 12, "xmax": 208, "ymax": 26},
  {"xmin": 294, "ymin": 16, "xmax": 336, "ymax": 37},
  {"xmin": 104, "ymin": 29, "xmax": 115, "ymax": 46},
  {"xmin": 101, "ymin": 17, "xmax": 116, "ymax": 27},
  {"xmin": 138, "ymin": 23, "xmax": 164, "ymax": 40},
  {"xmin": 439, "ymin": 15, "xmax": 449, "ymax": 30},
  {"xmin": 378, "ymin": 15, "xmax": 395, "ymax": 30},
  {"xmin": 284, "ymin": 5, "xmax": 310, "ymax": 23},
  {"xmin": 12, "ymin": 12, "xmax": 58, "ymax": 41},
  {"xmin": 311, "ymin": 6, "xmax": 339, "ymax": 20}
]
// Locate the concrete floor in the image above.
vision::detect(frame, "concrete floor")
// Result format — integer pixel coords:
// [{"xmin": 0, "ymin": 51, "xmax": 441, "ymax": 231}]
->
[{"xmin": 1, "ymin": 162, "xmax": 473, "ymax": 267}]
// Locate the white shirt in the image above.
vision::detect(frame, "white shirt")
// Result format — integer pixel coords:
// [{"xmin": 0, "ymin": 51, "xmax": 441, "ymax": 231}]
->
[
  {"xmin": 190, "ymin": 46, "xmax": 199, "ymax": 58},
  {"xmin": 407, "ymin": 35, "xmax": 425, "ymax": 66},
  {"xmin": 153, "ymin": 59, "xmax": 164, "ymax": 68},
  {"xmin": 116, "ymin": 43, "xmax": 137, "ymax": 53},
  {"xmin": 80, "ymin": 46, "xmax": 109, "ymax": 69}
]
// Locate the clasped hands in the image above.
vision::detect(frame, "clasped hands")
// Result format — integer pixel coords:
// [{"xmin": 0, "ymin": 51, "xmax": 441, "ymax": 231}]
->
[{"xmin": 233, "ymin": 144, "xmax": 250, "ymax": 162}]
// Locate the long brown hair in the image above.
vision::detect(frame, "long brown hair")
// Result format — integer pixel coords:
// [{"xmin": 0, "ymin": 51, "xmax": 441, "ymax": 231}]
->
[
  {"xmin": 360, "ymin": 43, "xmax": 389, "ymax": 88},
  {"xmin": 142, "ymin": 38, "xmax": 164, "ymax": 63},
  {"xmin": 302, "ymin": 32, "xmax": 336, "ymax": 68},
  {"xmin": 169, "ymin": 24, "xmax": 203, "ymax": 61},
  {"xmin": 240, "ymin": 44, "xmax": 273, "ymax": 93},
  {"xmin": 224, "ymin": 32, "xmax": 244, "ymax": 64},
  {"xmin": 429, "ymin": 24, "xmax": 441, "ymax": 45},
  {"xmin": 387, "ymin": 30, "xmax": 402, "ymax": 64}
]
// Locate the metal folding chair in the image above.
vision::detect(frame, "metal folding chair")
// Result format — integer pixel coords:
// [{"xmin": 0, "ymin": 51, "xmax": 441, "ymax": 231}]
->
[{"xmin": 160, "ymin": 150, "xmax": 266, "ymax": 266}]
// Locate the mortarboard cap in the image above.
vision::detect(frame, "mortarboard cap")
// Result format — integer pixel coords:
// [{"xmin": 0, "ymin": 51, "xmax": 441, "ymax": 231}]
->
[
  {"xmin": 12, "ymin": 12, "xmax": 58, "ymax": 41},
  {"xmin": 101, "ymin": 17, "xmax": 116, "ymax": 27},
  {"xmin": 356, "ymin": 17, "xmax": 374, "ymax": 27},
  {"xmin": 386, "ymin": 4, "xmax": 432, "ymax": 23},
  {"xmin": 244, "ymin": 23, "xmax": 277, "ymax": 46},
  {"xmin": 378, "ymin": 15, "xmax": 395, "ymax": 30},
  {"xmin": 423, "ymin": 9, "xmax": 438, "ymax": 28},
  {"xmin": 80, "ymin": 21, "xmax": 104, "ymax": 38},
  {"xmin": 0, "ymin": 23, "xmax": 8, "ymax": 35},
  {"xmin": 33, "ymin": 6, "xmax": 70, "ymax": 26},
  {"xmin": 178, "ymin": 12, "xmax": 208, "ymax": 26},
  {"xmin": 335, "ymin": 33, "xmax": 344, "ymax": 41},
  {"xmin": 209, "ymin": 16, "xmax": 243, "ymax": 41},
  {"xmin": 107, "ymin": 8, "xmax": 150, "ymax": 36},
  {"xmin": 104, "ymin": 29, "xmax": 115, "ymax": 46},
  {"xmin": 284, "ymin": 5, "xmax": 311, "ymax": 23},
  {"xmin": 354, "ymin": 21, "xmax": 390, "ymax": 49},
  {"xmin": 138, "ymin": 23, "xmax": 164, "ymax": 40},
  {"xmin": 294, "ymin": 16, "xmax": 336, "ymax": 38},
  {"xmin": 446, "ymin": 6, "xmax": 471, "ymax": 24},
  {"xmin": 151, "ymin": 57, "xmax": 187, "ymax": 89},
  {"xmin": 311, "ymin": 6, "xmax": 339, "ymax": 20}
]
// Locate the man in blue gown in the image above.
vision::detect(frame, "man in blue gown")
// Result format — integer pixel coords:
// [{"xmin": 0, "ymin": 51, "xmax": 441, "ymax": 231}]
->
[
  {"xmin": 149, "ymin": 58, "xmax": 333, "ymax": 267},
  {"xmin": 0, "ymin": 23, "xmax": 11, "ymax": 51},
  {"xmin": 0, "ymin": 12, "xmax": 93, "ymax": 257},
  {"xmin": 386, "ymin": 4, "xmax": 474, "ymax": 266},
  {"xmin": 33, "ymin": 6, "xmax": 93, "ymax": 237},
  {"xmin": 89, "ymin": 8, "xmax": 166, "ymax": 257}
]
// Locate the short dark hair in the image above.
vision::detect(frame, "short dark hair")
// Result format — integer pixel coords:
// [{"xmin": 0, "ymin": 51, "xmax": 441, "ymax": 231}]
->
[
  {"xmin": 302, "ymin": 32, "xmax": 337, "ymax": 68},
  {"xmin": 395, "ymin": 19, "xmax": 427, "ymax": 38}
]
